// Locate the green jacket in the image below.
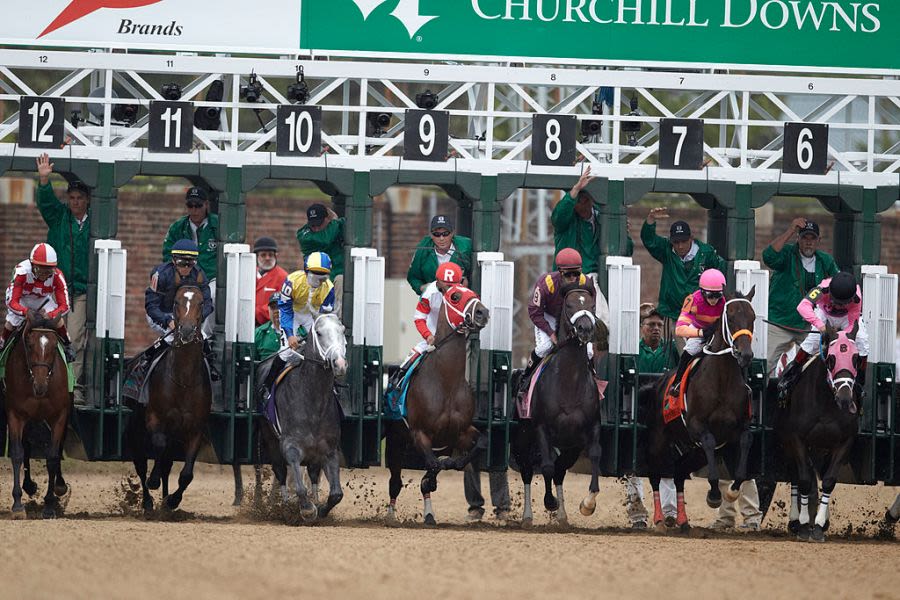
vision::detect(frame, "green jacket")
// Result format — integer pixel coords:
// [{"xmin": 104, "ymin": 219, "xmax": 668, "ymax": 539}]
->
[
  {"xmin": 638, "ymin": 339, "xmax": 678, "ymax": 374},
  {"xmin": 640, "ymin": 221, "xmax": 727, "ymax": 320},
  {"xmin": 36, "ymin": 183, "xmax": 90, "ymax": 296},
  {"xmin": 162, "ymin": 214, "xmax": 219, "ymax": 280},
  {"xmin": 254, "ymin": 322, "xmax": 281, "ymax": 360},
  {"xmin": 296, "ymin": 217, "xmax": 345, "ymax": 279},
  {"xmin": 406, "ymin": 235, "xmax": 473, "ymax": 293},
  {"xmin": 551, "ymin": 193, "xmax": 633, "ymax": 273},
  {"xmin": 762, "ymin": 243, "xmax": 838, "ymax": 330}
]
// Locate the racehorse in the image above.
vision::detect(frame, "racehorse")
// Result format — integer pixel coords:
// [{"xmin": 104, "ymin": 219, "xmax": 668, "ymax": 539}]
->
[
  {"xmin": 127, "ymin": 285, "xmax": 211, "ymax": 513},
  {"xmin": 777, "ymin": 324, "xmax": 860, "ymax": 542},
  {"xmin": 385, "ymin": 285, "xmax": 489, "ymax": 525},
  {"xmin": 511, "ymin": 283, "xmax": 604, "ymax": 527},
  {"xmin": 257, "ymin": 313, "xmax": 348, "ymax": 521},
  {"xmin": 3, "ymin": 311, "xmax": 71, "ymax": 518},
  {"xmin": 643, "ymin": 289, "xmax": 757, "ymax": 529}
]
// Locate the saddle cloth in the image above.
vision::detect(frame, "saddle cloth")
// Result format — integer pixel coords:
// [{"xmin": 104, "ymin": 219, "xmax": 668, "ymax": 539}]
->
[
  {"xmin": 123, "ymin": 348, "xmax": 211, "ymax": 406},
  {"xmin": 260, "ymin": 362, "xmax": 300, "ymax": 436},
  {"xmin": 383, "ymin": 355, "xmax": 424, "ymax": 421},
  {"xmin": 662, "ymin": 357, "xmax": 701, "ymax": 424},
  {"xmin": 516, "ymin": 359, "xmax": 607, "ymax": 420}
]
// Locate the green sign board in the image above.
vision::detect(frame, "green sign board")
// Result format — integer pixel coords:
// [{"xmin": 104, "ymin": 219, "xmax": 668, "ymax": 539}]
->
[{"xmin": 301, "ymin": 0, "xmax": 898, "ymax": 72}]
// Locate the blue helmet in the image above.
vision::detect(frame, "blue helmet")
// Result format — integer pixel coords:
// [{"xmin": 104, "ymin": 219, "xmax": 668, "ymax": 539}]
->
[
  {"xmin": 171, "ymin": 239, "xmax": 200, "ymax": 258},
  {"xmin": 304, "ymin": 252, "xmax": 332, "ymax": 274}
]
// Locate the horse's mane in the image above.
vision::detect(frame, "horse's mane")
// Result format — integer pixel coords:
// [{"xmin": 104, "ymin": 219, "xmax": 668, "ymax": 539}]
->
[{"xmin": 560, "ymin": 280, "xmax": 594, "ymax": 298}]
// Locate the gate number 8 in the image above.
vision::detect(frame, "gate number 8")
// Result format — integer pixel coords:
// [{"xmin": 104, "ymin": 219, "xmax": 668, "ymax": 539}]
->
[{"xmin": 545, "ymin": 118, "xmax": 561, "ymax": 162}]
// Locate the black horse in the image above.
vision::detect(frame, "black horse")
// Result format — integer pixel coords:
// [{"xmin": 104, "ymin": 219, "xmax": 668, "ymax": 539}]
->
[
  {"xmin": 643, "ymin": 289, "xmax": 756, "ymax": 529},
  {"xmin": 512, "ymin": 284, "xmax": 603, "ymax": 527},
  {"xmin": 257, "ymin": 313, "xmax": 348, "ymax": 521},
  {"xmin": 776, "ymin": 324, "xmax": 860, "ymax": 542}
]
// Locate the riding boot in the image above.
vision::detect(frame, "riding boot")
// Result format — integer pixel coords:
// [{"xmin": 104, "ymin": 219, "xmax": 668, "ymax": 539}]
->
[
  {"xmin": 55, "ymin": 324, "xmax": 74, "ymax": 362},
  {"xmin": 388, "ymin": 351, "xmax": 420, "ymax": 390},
  {"xmin": 777, "ymin": 349, "xmax": 810, "ymax": 399},
  {"xmin": 0, "ymin": 326, "xmax": 13, "ymax": 351},
  {"xmin": 202, "ymin": 338, "xmax": 221, "ymax": 381},
  {"xmin": 516, "ymin": 350, "xmax": 542, "ymax": 399},
  {"xmin": 668, "ymin": 351, "xmax": 693, "ymax": 397},
  {"xmin": 141, "ymin": 337, "xmax": 170, "ymax": 369},
  {"xmin": 259, "ymin": 356, "xmax": 286, "ymax": 402}
]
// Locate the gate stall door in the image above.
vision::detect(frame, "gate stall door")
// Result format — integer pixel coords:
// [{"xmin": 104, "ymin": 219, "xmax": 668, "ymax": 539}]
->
[{"xmin": 861, "ymin": 265, "xmax": 898, "ymax": 436}]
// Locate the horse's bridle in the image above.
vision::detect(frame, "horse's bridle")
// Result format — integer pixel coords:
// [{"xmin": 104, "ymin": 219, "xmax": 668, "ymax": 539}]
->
[
  {"xmin": 22, "ymin": 327, "xmax": 59, "ymax": 381},
  {"xmin": 305, "ymin": 313, "xmax": 345, "ymax": 369},
  {"xmin": 562, "ymin": 289, "xmax": 597, "ymax": 345},
  {"xmin": 442, "ymin": 295, "xmax": 484, "ymax": 335},
  {"xmin": 825, "ymin": 337, "xmax": 858, "ymax": 397},
  {"xmin": 172, "ymin": 289, "xmax": 203, "ymax": 347},
  {"xmin": 703, "ymin": 298, "xmax": 754, "ymax": 359}
]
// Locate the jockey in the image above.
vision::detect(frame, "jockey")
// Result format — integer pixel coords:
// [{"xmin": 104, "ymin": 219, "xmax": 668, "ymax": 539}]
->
[
  {"xmin": 388, "ymin": 262, "xmax": 464, "ymax": 389},
  {"xmin": 143, "ymin": 239, "xmax": 219, "ymax": 380},
  {"xmin": 668, "ymin": 268, "xmax": 727, "ymax": 396},
  {"xmin": 258, "ymin": 251, "xmax": 336, "ymax": 401},
  {"xmin": 778, "ymin": 271, "xmax": 868, "ymax": 398},
  {"xmin": 517, "ymin": 248, "xmax": 596, "ymax": 397},
  {"xmin": 1, "ymin": 243, "xmax": 72, "ymax": 360}
]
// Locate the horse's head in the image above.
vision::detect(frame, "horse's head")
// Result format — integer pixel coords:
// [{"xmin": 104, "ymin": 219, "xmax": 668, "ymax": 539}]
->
[
  {"xmin": 173, "ymin": 285, "xmax": 203, "ymax": 346},
  {"xmin": 722, "ymin": 287, "xmax": 756, "ymax": 368},
  {"xmin": 310, "ymin": 313, "xmax": 348, "ymax": 377},
  {"xmin": 23, "ymin": 310, "xmax": 61, "ymax": 397},
  {"xmin": 561, "ymin": 284, "xmax": 596, "ymax": 346},
  {"xmin": 824, "ymin": 323, "xmax": 860, "ymax": 414},
  {"xmin": 443, "ymin": 285, "xmax": 489, "ymax": 332}
]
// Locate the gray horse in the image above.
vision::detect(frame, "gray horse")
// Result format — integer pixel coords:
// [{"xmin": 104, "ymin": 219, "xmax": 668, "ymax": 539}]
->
[{"xmin": 259, "ymin": 313, "xmax": 348, "ymax": 520}]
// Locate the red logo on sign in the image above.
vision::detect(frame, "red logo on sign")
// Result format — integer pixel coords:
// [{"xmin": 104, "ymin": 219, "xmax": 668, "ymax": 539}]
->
[{"xmin": 39, "ymin": 0, "xmax": 163, "ymax": 38}]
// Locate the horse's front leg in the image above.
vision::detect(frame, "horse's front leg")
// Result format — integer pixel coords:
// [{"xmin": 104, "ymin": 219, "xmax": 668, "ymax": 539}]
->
[
  {"xmin": 22, "ymin": 436, "xmax": 38, "ymax": 498},
  {"xmin": 282, "ymin": 442, "xmax": 317, "ymax": 521},
  {"xmin": 580, "ymin": 420, "xmax": 603, "ymax": 517},
  {"xmin": 317, "ymin": 451, "xmax": 343, "ymax": 519},
  {"xmin": 146, "ymin": 413, "xmax": 166, "ymax": 491},
  {"xmin": 725, "ymin": 427, "xmax": 753, "ymax": 503},
  {"xmin": 443, "ymin": 426, "xmax": 483, "ymax": 471},
  {"xmin": 42, "ymin": 414, "xmax": 68, "ymax": 519},
  {"xmin": 535, "ymin": 424, "xmax": 558, "ymax": 513},
  {"xmin": 163, "ymin": 431, "xmax": 202, "ymax": 512},
  {"xmin": 231, "ymin": 462, "xmax": 244, "ymax": 507},
  {"xmin": 811, "ymin": 436, "xmax": 853, "ymax": 542},
  {"xmin": 698, "ymin": 430, "xmax": 722, "ymax": 508},
  {"xmin": 8, "ymin": 415, "xmax": 27, "ymax": 519}
]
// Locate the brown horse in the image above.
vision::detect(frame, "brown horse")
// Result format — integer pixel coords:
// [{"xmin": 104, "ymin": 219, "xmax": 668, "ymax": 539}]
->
[
  {"xmin": 385, "ymin": 285, "xmax": 489, "ymax": 525},
  {"xmin": 643, "ymin": 289, "xmax": 756, "ymax": 529},
  {"xmin": 128, "ymin": 285, "xmax": 211, "ymax": 513},
  {"xmin": 3, "ymin": 311, "xmax": 71, "ymax": 519}
]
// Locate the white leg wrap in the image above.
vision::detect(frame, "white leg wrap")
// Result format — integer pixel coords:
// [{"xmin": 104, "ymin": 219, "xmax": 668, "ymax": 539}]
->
[
  {"xmin": 815, "ymin": 492, "xmax": 831, "ymax": 528},
  {"xmin": 523, "ymin": 484, "xmax": 533, "ymax": 521},
  {"xmin": 423, "ymin": 496, "xmax": 434, "ymax": 518},
  {"xmin": 890, "ymin": 494, "xmax": 900, "ymax": 520},
  {"xmin": 556, "ymin": 484, "xmax": 566, "ymax": 519},
  {"xmin": 789, "ymin": 485, "xmax": 800, "ymax": 522},
  {"xmin": 799, "ymin": 494, "xmax": 810, "ymax": 525}
]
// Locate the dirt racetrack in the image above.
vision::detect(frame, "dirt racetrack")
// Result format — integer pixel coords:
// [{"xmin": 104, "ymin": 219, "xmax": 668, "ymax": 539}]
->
[{"xmin": 0, "ymin": 460, "xmax": 896, "ymax": 600}]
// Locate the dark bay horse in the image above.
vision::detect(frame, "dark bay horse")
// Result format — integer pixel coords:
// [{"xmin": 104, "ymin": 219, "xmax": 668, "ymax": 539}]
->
[
  {"xmin": 512, "ymin": 284, "xmax": 603, "ymax": 527},
  {"xmin": 385, "ymin": 285, "xmax": 489, "ymax": 525},
  {"xmin": 258, "ymin": 313, "xmax": 348, "ymax": 521},
  {"xmin": 777, "ymin": 324, "xmax": 860, "ymax": 543},
  {"xmin": 643, "ymin": 289, "xmax": 757, "ymax": 529},
  {"xmin": 3, "ymin": 312, "xmax": 71, "ymax": 518},
  {"xmin": 128, "ymin": 285, "xmax": 211, "ymax": 513}
]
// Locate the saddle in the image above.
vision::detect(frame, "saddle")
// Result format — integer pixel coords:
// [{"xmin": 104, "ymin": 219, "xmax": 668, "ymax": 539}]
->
[
  {"xmin": 516, "ymin": 358, "xmax": 607, "ymax": 420},
  {"xmin": 383, "ymin": 354, "xmax": 424, "ymax": 421},
  {"xmin": 662, "ymin": 357, "xmax": 701, "ymax": 424}
]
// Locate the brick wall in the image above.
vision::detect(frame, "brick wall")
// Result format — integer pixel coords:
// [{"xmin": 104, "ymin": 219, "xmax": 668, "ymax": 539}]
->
[{"xmin": 1, "ymin": 185, "xmax": 897, "ymax": 358}]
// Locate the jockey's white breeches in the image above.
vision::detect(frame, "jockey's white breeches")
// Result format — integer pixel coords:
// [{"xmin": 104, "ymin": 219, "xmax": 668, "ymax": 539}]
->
[
  {"xmin": 276, "ymin": 328, "xmax": 304, "ymax": 364},
  {"xmin": 534, "ymin": 314, "xmax": 593, "ymax": 359},
  {"xmin": 799, "ymin": 308, "xmax": 869, "ymax": 357},
  {"xmin": 684, "ymin": 336, "xmax": 705, "ymax": 356},
  {"xmin": 4, "ymin": 293, "xmax": 59, "ymax": 327}
]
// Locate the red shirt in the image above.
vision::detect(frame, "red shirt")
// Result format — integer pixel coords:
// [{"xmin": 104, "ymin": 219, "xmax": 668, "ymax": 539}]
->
[
  {"xmin": 255, "ymin": 266, "xmax": 288, "ymax": 325},
  {"xmin": 7, "ymin": 260, "xmax": 70, "ymax": 319}
]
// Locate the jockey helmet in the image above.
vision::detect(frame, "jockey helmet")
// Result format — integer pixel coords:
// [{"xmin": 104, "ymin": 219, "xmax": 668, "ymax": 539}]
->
[
  {"xmin": 435, "ymin": 263, "xmax": 463, "ymax": 285},
  {"xmin": 555, "ymin": 248, "xmax": 582, "ymax": 271},
  {"xmin": 30, "ymin": 243, "xmax": 58, "ymax": 267},
  {"xmin": 170, "ymin": 239, "xmax": 200, "ymax": 258},
  {"xmin": 829, "ymin": 272, "xmax": 857, "ymax": 305},
  {"xmin": 305, "ymin": 251, "xmax": 332, "ymax": 274},
  {"xmin": 699, "ymin": 269, "xmax": 726, "ymax": 292}
]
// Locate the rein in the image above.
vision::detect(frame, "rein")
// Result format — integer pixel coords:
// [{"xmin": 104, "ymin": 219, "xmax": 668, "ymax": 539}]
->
[
  {"xmin": 22, "ymin": 327, "xmax": 59, "ymax": 381},
  {"xmin": 703, "ymin": 298, "xmax": 754, "ymax": 358}
]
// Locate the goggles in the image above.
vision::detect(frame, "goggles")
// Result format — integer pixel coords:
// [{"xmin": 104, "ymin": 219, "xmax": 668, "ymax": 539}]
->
[
  {"xmin": 702, "ymin": 290, "xmax": 723, "ymax": 300},
  {"xmin": 174, "ymin": 258, "xmax": 197, "ymax": 268},
  {"xmin": 561, "ymin": 270, "xmax": 582, "ymax": 280}
]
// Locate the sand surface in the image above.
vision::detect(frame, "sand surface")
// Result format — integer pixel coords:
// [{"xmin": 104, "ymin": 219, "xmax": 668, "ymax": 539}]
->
[{"xmin": 0, "ymin": 461, "xmax": 896, "ymax": 600}]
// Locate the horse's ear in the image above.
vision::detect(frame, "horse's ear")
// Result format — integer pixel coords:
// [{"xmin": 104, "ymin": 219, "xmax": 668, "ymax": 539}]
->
[
  {"xmin": 848, "ymin": 320, "xmax": 859, "ymax": 341},
  {"xmin": 744, "ymin": 285, "xmax": 756, "ymax": 301},
  {"xmin": 852, "ymin": 354, "xmax": 860, "ymax": 370},
  {"xmin": 826, "ymin": 354, "xmax": 836, "ymax": 372},
  {"xmin": 823, "ymin": 325, "xmax": 836, "ymax": 346}
]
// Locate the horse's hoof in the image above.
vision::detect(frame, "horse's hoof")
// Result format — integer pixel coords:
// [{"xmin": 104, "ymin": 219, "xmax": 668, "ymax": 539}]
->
[
  {"xmin": 162, "ymin": 495, "xmax": 180, "ymax": 511},
  {"xmin": 665, "ymin": 516, "xmax": 677, "ymax": 528},
  {"xmin": 22, "ymin": 480, "xmax": 38, "ymax": 497},
  {"xmin": 54, "ymin": 483, "xmax": 69, "ymax": 498},
  {"xmin": 706, "ymin": 491, "xmax": 723, "ymax": 509},
  {"xmin": 423, "ymin": 513, "xmax": 437, "ymax": 527},
  {"xmin": 723, "ymin": 486, "xmax": 741, "ymax": 503},
  {"xmin": 822, "ymin": 519, "xmax": 830, "ymax": 533},
  {"xmin": 299, "ymin": 501, "xmax": 318, "ymax": 522},
  {"xmin": 796, "ymin": 523, "xmax": 811, "ymax": 542},
  {"xmin": 886, "ymin": 511, "xmax": 899, "ymax": 525},
  {"xmin": 521, "ymin": 517, "xmax": 533, "ymax": 529},
  {"xmin": 42, "ymin": 507, "xmax": 57, "ymax": 520},
  {"xmin": 10, "ymin": 509, "xmax": 27, "ymax": 521},
  {"xmin": 551, "ymin": 511, "xmax": 568, "ymax": 527},
  {"xmin": 679, "ymin": 522, "xmax": 691, "ymax": 534},
  {"xmin": 579, "ymin": 499, "xmax": 596, "ymax": 517},
  {"xmin": 544, "ymin": 496, "xmax": 559, "ymax": 512},
  {"xmin": 788, "ymin": 519, "xmax": 800, "ymax": 535},
  {"xmin": 147, "ymin": 477, "xmax": 161, "ymax": 491},
  {"xmin": 811, "ymin": 525, "xmax": 826, "ymax": 543}
]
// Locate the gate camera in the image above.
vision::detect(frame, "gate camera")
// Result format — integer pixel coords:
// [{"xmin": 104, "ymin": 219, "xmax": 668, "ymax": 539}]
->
[
  {"xmin": 415, "ymin": 90, "xmax": 439, "ymax": 110},
  {"xmin": 287, "ymin": 68, "xmax": 310, "ymax": 104},
  {"xmin": 366, "ymin": 111, "xmax": 392, "ymax": 136},
  {"xmin": 240, "ymin": 73, "xmax": 263, "ymax": 104},
  {"xmin": 194, "ymin": 80, "xmax": 224, "ymax": 131},
  {"xmin": 621, "ymin": 96, "xmax": 642, "ymax": 146},
  {"xmin": 160, "ymin": 83, "xmax": 182, "ymax": 101},
  {"xmin": 581, "ymin": 100, "xmax": 604, "ymax": 138}
]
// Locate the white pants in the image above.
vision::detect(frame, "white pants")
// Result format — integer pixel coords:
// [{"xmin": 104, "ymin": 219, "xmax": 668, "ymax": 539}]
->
[
  {"xmin": 534, "ymin": 314, "xmax": 593, "ymax": 359},
  {"xmin": 767, "ymin": 324, "xmax": 807, "ymax": 376},
  {"xmin": 202, "ymin": 278, "xmax": 216, "ymax": 339},
  {"xmin": 715, "ymin": 479, "xmax": 762, "ymax": 526},
  {"xmin": 799, "ymin": 309, "xmax": 868, "ymax": 357},
  {"xmin": 625, "ymin": 476, "xmax": 677, "ymax": 522},
  {"xmin": 4, "ymin": 292, "xmax": 59, "ymax": 327},
  {"xmin": 683, "ymin": 336, "xmax": 705, "ymax": 356},
  {"xmin": 276, "ymin": 327, "xmax": 305, "ymax": 364}
]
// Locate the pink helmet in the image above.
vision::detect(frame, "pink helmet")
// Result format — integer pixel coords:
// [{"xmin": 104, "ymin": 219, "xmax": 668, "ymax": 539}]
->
[{"xmin": 699, "ymin": 269, "xmax": 726, "ymax": 292}]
